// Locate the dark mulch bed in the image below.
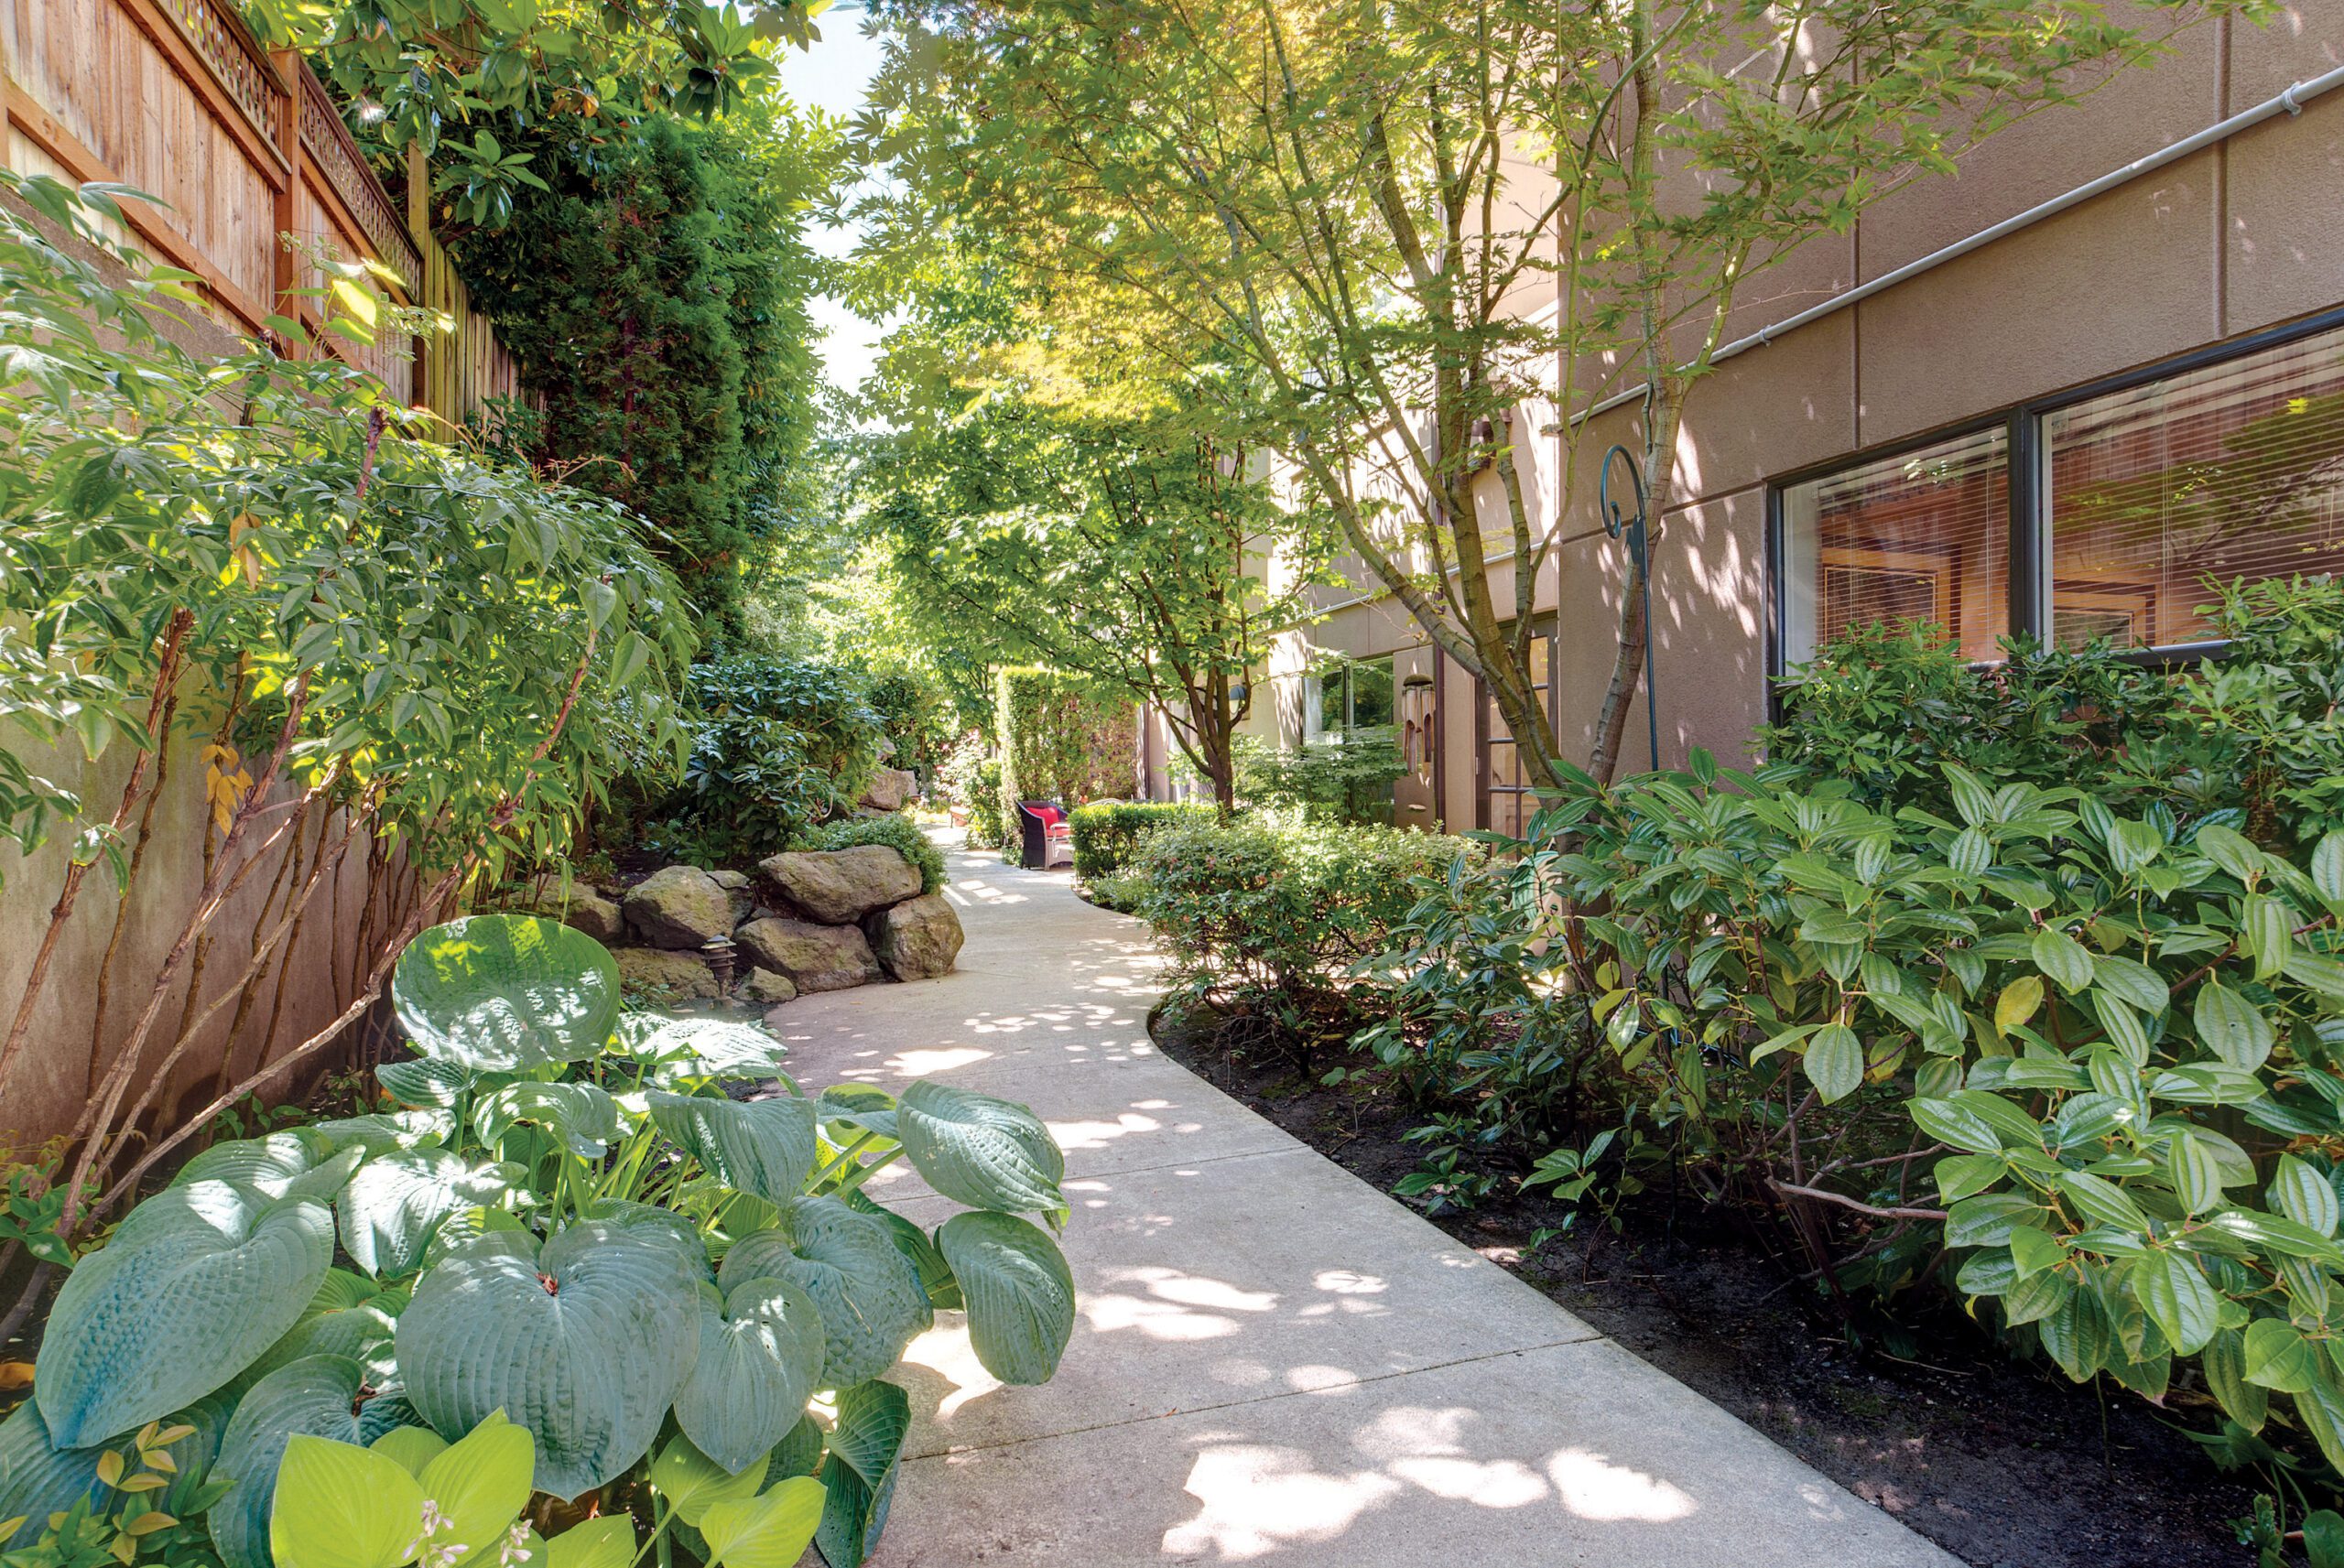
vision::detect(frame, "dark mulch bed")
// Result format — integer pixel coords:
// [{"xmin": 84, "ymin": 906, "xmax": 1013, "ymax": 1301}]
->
[{"xmin": 1154, "ymin": 1003, "xmax": 2262, "ymax": 1568}]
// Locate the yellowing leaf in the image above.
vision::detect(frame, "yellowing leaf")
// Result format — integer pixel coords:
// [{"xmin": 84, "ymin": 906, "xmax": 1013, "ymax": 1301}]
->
[{"xmin": 1993, "ymin": 975, "xmax": 2045, "ymax": 1036}]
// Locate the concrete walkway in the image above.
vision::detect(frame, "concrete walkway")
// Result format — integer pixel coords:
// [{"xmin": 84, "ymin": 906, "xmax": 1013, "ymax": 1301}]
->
[{"xmin": 766, "ymin": 841, "xmax": 1959, "ymax": 1567}]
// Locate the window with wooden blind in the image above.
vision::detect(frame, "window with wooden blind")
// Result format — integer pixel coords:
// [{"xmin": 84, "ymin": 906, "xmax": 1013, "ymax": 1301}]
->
[
  {"xmin": 2045, "ymin": 319, "xmax": 2344, "ymax": 649},
  {"xmin": 1778, "ymin": 426, "xmax": 2013, "ymax": 666}
]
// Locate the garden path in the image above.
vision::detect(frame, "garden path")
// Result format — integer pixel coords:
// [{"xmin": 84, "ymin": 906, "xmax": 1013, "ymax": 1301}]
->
[{"xmin": 767, "ymin": 837, "xmax": 1959, "ymax": 1567}]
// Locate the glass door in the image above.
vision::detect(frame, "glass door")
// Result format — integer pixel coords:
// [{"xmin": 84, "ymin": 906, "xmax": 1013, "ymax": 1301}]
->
[{"xmin": 1479, "ymin": 630, "xmax": 1553, "ymax": 836}]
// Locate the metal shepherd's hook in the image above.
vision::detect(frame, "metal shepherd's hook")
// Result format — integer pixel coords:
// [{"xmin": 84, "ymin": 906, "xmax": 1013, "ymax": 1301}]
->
[{"xmin": 1600, "ymin": 444, "xmax": 1662, "ymax": 774}]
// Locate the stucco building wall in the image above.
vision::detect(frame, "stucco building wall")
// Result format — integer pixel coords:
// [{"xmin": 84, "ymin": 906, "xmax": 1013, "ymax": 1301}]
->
[{"xmin": 1231, "ymin": 5, "xmax": 2342, "ymax": 831}]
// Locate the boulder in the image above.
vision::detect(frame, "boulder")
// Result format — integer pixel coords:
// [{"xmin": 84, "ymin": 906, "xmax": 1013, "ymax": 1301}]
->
[
  {"xmin": 512, "ymin": 887, "xmax": 624, "ymax": 944},
  {"xmin": 736, "ymin": 916, "xmax": 883, "ymax": 993},
  {"xmin": 707, "ymin": 869, "xmax": 757, "ymax": 926},
  {"xmin": 859, "ymin": 767, "xmax": 917, "ymax": 814},
  {"xmin": 754, "ymin": 845, "xmax": 921, "ymax": 925},
  {"xmin": 624, "ymin": 865, "xmax": 734, "ymax": 948},
  {"xmin": 615, "ymin": 946, "xmax": 718, "ymax": 1000},
  {"xmin": 740, "ymin": 967, "xmax": 798, "ymax": 1006},
  {"xmin": 866, "ymin": 893, "xmax": 964, "ymax": 981}
]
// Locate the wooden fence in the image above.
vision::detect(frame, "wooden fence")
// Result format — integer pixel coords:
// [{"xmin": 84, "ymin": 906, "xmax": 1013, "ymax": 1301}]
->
[{"xmin": 0, "ymin": 0, "xmax": 523, "ymax": 424}]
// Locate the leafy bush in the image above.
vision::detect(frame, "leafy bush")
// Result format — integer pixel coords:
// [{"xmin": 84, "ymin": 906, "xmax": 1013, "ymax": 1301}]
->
[
  {"xmin": 945, "ymin": 748, "xmax": 1006, "ymax": 851},
  {"xmin": 4, "ymin": 914, "xmax": 1073, "ymax": 1567},
  {"xmin": 862, "ymin": 669, "xmax": 955, "ymax": 790},
  {"xmin": 1082, "ymin": 871, "xmax": 1153, "ymax": 915},
  {"xmin": 788, "ymin": 814, "xmax": 947, "ymax": 894},
  {"xmin": 1763, "ymin": 578, "xmax": 2344, "ymax": 847},
  {"xmin": 1761, "ymin": 622, "xmax": 2172, "ymax": 816},
  {"xmin": 1234, "ymin": 730, "xmax": 1404, "ymax": 825},
  {"xmin": 1319, "ymin": 578, "xmax": 2344, "ymax": 1476},
  {"xmin": 0, "ymin": 173, "xmax": 691, "ymax": 1214},
  {"xmin": 1067, "ymin": 802, "xmax": 1216, "ymax": 881},
  {"xmin": 1135, "ymin": 819, "xmax": 1474, "ymax": 1022},
  {"xmin": 2141, "ymin": 576, "xmax": 2344, "ymax": 849},
  {"xmin": 1518, "ymin": 751, "xmax": 2344, "ymax": 1461},
  {"xmin": 1350, "ymin": 856, "xmax": 1590, "ymax": 1151},
  {"xmin": 644, "ymin": 654, "xmax": 886, "ymax": 862}
]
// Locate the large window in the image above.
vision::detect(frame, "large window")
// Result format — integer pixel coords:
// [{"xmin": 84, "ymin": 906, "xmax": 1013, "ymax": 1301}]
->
[
  {"xmin": 1307, "ymin": 655, "xmax": 1396, "ymax": 741},
  {"xmin": 1780, "ymin": 427, "xmax": 2011, "ymax": 664},
  {"xmin": 2046, "ymin": 325, "xmax": 2344, "ymax": 648},
  {"xmin": 1776, "ymin": 313, "xmax": 2344, "ymax": 665}
]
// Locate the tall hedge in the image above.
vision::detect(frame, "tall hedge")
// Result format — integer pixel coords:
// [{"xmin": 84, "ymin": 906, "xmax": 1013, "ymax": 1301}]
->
[
  {"xmin": 453, "ymin": 109, "xmax": 828, "ymax": 633},
  {"xmin": 994, "ymin": 667, "xmax": 1134, "ymax": 826}
]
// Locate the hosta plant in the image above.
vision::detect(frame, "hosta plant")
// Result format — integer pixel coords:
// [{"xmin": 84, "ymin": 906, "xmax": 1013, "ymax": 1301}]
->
[{"xmin": 4, "ymin": 914, "xmax": 1074, "ymax": 1568}]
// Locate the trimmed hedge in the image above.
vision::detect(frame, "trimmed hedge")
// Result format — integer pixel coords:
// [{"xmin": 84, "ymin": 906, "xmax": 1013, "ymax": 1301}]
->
[
  {"xmin": 1069, "ymin": 801, "xmax": 1217, "ymax": 881},
  {"xmin": 787, "ymin": 812, "xmax": 947, "ymax": 893},
  {"xmin": 995, "ymin": 667, "xmax": 1134, "ymax": 834},
  {"xmin": 1134, "ymin": 818, "xmax": 1475, "ymax": 998}
]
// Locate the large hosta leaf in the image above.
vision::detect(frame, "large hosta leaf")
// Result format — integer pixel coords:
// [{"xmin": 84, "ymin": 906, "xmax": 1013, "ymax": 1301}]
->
[
  {"xmin": 311, "ymin": 1109, "xmax": 457, "ymax": 1157},
  {"xmin": 425, "ymin": 1206, "xmax": 535, "ymax": 1270},
  {"xmin": 578, "ymin": 1200, "xmax": 712, "ymax": 1275},
  {"xmin": 267, "ymin": 1435, "xmax": 428, "ymax": 1568},
  {"xmin": 376, "ymin": 1057, "xmax": 474, "ymax": 1108},
  {"xmin": 212, "ymin": 1356, "xmax": 373, "ymax": 1568},
  {"xmin": 701, "ymin": 1476, "xmax": 825, "ymax": 1568},
  {"xmin": 815, "ymin": 1380, "xmax": 907, "ymax": 1568},
  {"xmin": 242, "ymin": 1270, "xmax": 404, "ymax": 1389},
  {"xmin": 844, "ymin": 1190, "xmax": 959, "ymax": 1312},
  {"xmin": 173, "ymin": 1133, "xmax": 334, "ymax": 1197},
  {"xmin": 474, "ymin": 1083, "xmax": 620, "ymax": 1160},
  {"xmin": 937, "ymin": 1212, "xmax": 1074, "ymax": 1386},
  {"xmin": 392, "ymin": 915, "xmax": 621, "ymax": 1072},
  {"xmin": 615, "ymin": 1017, "xmax": 790, "ymax": 1085},
  {"xmin": 649, "ymin": 1434, "xmax": 763, "ymax": 1526},
  {"xmin": 339, "ymin": 1150, "xmax": 516, "ymax": 1280},
  {"xmin": 0, "ymin": 1400, "xmax": 103, "ymax": 1550},
  {"xmin": 813, "ymin": 1087, "xmax": 898, "ymax": 1146},
  {"xmin": 672, "ymin": 1277, "xmax": 827, "ymax": 1476},
  {"xmin": 37, "ymin": 1183, "xmax": 333, "ymax": 1447},
  {"xmin": 650, "ymin": 1093, "xmax": 818, "ymax": 1204},
  {"xmin": 721, "ymin": 1200, "xmax": 929, "ymax": 1390},
  {"xmin": 897, "ymin": 1081, "xmax": 1063, "ymax": 1216},
  {"xmin": 395, "ymin": 1223, "xmax": 701, "ymax": 1499}
]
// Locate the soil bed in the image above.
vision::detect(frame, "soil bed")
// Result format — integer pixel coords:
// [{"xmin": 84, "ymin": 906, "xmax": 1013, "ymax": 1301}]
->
[{"xmin": 1154, "ymin": 1006, "xmax": 2257, "ymax": 1568}]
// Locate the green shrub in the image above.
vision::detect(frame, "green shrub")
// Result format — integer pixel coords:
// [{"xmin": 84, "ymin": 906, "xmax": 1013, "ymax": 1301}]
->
[
  {"xmin": 1761, "ymin": 622, "xmax": 2173, "ymax": 816},
  {"xmin": 452, "ymin": 109, "xmax": 830, "ymax": 632},
  {"xmin": 941, "ymin": 742, "xmax": 1004, "ymax": 849},
  {"xmin": 863, "ymin": 667, "xmax": 955, "ymax": 789},
  {"xmin": 1083, "ymin": 871, "xmax": 1154, "ymax": 914},
  {"xmin": 1135, "ymin": 819, "xmax": 1474, "ymax": 1010},
  {"xmin": 789, "ymin": 812, "xmax": 947, "ymax": 893},
  {"xmin": 1763, "ymin": 577, "xmax": 2344, "ymax": 847},
  {"xmin": 1068, "ymin": 801, "xmax": 1217, "ymax": 881},
  {"xmin": 7, "ymin": 914, "xmax": 1073, "ymax": 1566},
  {"xmin": 1234, "ymin": 729, "xmax": 1404, "ymax": 824},
  {"xmin": 1351, "ymin": 856, "xmax": 1590, "ymax": 1150},
  {"xmin": 2132, "ymin": 575, "xmax": 2344, "ymax": 849},
  {"xmin": 1524, "ymin": 751, "xmax": 2344, "ymax": 1460},
  {"xmin": 1337, "ymin": 579, "xmax": 2344, "ymax": 1471},
  {"xmin": 643, "ymin": 653, "xmax": 885, "ymax": 861}
]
